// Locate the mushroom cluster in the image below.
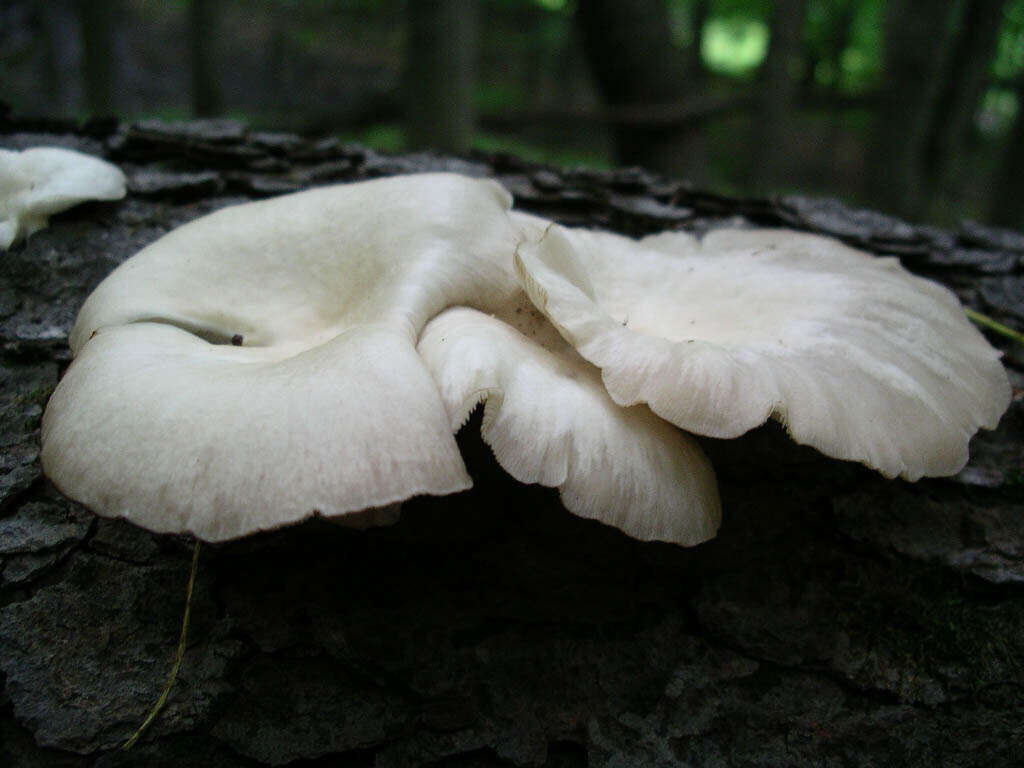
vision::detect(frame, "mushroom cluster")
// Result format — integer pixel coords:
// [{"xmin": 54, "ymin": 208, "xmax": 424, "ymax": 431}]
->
[
  {"xmin": 0, "ymin": 147, "xmax": 126, "ymax": 250},
  {"xmin": 40, "ymin": 173, "xmax": 1011, "ymax": 546}
]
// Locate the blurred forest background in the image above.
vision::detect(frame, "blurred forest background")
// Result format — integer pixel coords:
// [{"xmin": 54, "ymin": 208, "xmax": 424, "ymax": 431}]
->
[{"xmin": 2, "ymin": 0, "xmax": 1023, "ymax": 228}]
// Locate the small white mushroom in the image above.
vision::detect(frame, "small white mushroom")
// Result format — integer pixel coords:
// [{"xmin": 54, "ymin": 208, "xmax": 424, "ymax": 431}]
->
[
  {"xmin": 418, "ymin": 298, "xmax": 721, "ymax": 545},
  {"xmin": 0, "ymin": 147, "xmax": 126, "ymax": 249},
  {"xmin": 42, "ymin": 173, "xmax": 527, "ymax": 541},
  {"xmin": 514, "ymin": 225, "xmax": 1011, "ymax": 480}
]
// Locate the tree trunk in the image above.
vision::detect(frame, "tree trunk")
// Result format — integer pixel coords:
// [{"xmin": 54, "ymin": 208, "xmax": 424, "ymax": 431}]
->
[
  {"xmin": 687, "ymin": 0, "xmax": 710, "ymax": 82},
  {"xmin": 35, "ymin": 0, "xmax": 64, "ymax": 114},
  {"xmin": 265, "ymin": 4, "xmax": 291, "ymax": 115},
  {"xmin": 189, "ymin": 0, "xmax": 222, "ymax": 118},
  {"xmin": 74, "ymin": 0, "xmax": 117, "ymax": 117},
  {"xmin": 752, "ymin": 0, "xmax": 807, "ymax": 193},
  {"xmin": 404, "ymin": 0, "xmax": 479, "ymax": 154},
  {"xmin": 866, "ymin": 0, "xmax": 958, "ymax": 217},
  {"xmin": 989, "ymin": 78, "xmax": 1024, "ymax": 226},
  {"xmin": 925, "ymin": 0, "xmax": 1006, "ymax": 198},
  {"xmin": 1, "ymin": 117, "xmax": 1021, "ymax": 767},
  {"xmin": 576, "ymin": 0, "xmax": 706, "ymax": 181}
]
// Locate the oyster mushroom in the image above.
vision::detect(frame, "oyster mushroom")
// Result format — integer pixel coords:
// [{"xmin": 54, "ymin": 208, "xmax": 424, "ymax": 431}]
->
[
  {"xmin": 42, "ymin": 174, "xmax": 525, "ymax": 541},
  {"xmin": 41, "ymin": 173, "xmax": 723, "ymax": 544},
  {"xmin": 418, "ymin": 298, "xmax": 720, "ymax": 545},
  {"xmin": 513, "ymin": 225, "xmax": 1012, "ymax": 480},
  {"xmin": 0, "ymin": 146, "xmax": 126, "ymax": 250}
]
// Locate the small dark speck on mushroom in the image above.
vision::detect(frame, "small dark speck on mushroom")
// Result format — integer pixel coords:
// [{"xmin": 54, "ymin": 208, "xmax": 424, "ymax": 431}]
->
[{"xmin": 231, "ymin": 334, "xmax": 244, "ymax": 346}]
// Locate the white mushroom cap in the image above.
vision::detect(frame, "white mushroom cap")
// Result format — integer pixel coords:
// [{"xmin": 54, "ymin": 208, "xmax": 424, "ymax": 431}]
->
[
  {"xmin": 0, "ymin": 147, "xmax": 126, "ymax": 249},
  {"xmin": 514, "ymin": 225, "xmax": 1012, "ymax": 480},
  {"xmin": 417, "ymin": 298, "xmax": 720, "ymax": 545},
  {"xmin": 71, "ymin": 173, "xmax": 522, "ymax": 353},
  {"xmin": 42, "ymin": 323, "xmax": 469, "ymax": 541},
  {"xmin": 42, "ymin": 174, "xmax": 528, "ymax": 541}
]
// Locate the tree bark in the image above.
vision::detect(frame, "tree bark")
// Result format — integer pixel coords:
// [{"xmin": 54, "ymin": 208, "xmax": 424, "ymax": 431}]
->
[
  {"xmin": 189, "ymin": 0, "xmax": 222, "ymax": 118},
  {"xmin": 1, "ymin": 118, "xmax": 1021, "ymax": 767},
  {"xmin": 404, "ymin": 0, "xmax": 479, "ymax": 154},
  {"xmin": 576, "ymin": 0, "xmax": 706, "ymax": 181}
]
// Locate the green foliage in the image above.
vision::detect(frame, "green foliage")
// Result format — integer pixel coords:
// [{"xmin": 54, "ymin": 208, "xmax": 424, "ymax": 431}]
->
[
  {"xmin": 487, "ymin": 0, "xmax": 573, "ymax": 12},
  {"xmin": 472, "ymin": 132, "xmax": 609, "ymax": 168},
  {"xmin": 835, "ymin": 0, "xmax": 882, "ymax": 90},
  {"xmin": 126, "ymin": 107, "xmax": 193, "ymax": 124},
  {"xmin": 697, "ymin": 0, "xmax": 770, "ymax": 77},
  {"xmin": 708, "ymin": 0, "xmax": 771, "ymax": 16},
  {"xmin": 979, "ymin": 87, "xmax": 1020, "ymax": 137},
  {"xmin": 475, "ymin": 84, "xmax": 530, "ymax": 113},
  {"xmin": 531, "ymin": 0, "xmax": 570, "ymax": 11},
  {"xmin": 665, "ymin": 0, "xmax": 703, "ymax": 49},
  {"xmin": 994, "ymin": 0, "xmax": 1024, "ymax": 80},
  {"xmin": 976, "ymin": 1, "xmax": 1024, "ymax": 139},
  {"xmin": 802, "ymin": 0, "xmax": 883, "ymax": 91},
  {"xmin": 337, "ymin": 122, "xmax": 609, "ymax": 169},
  {"xmin": 688, "ymin": 0, "xmax": 881, "ymax": 85},
  {"xmin": 21, "ymin": 0, "xmax": 1018, "ymax": 229},
  {"xmin": 702, "ymin": 15, "xmax": 769, "ymax": 76},
  {"xmin": 254, "ymin": 0, "xmax": 392, "ymax": 10},
  {"xmin": 341, "ymin": 124, "xmax": 405, "ymax": 152}
]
